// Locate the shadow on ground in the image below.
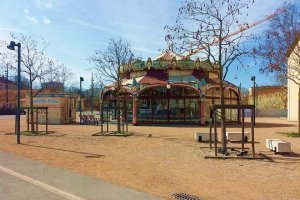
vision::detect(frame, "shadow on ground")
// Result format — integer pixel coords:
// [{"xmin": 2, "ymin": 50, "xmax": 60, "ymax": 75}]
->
[
  {"xmin": 21, "ymin": 143, "xmax": 105, "ymax": 158},
  {"xmin": 226, "ymin": 122, "xmax": 295, "ymax": 128},
  {"xmin": 259, "ymin": 151, "xmax": 300, "ymax": 163}
]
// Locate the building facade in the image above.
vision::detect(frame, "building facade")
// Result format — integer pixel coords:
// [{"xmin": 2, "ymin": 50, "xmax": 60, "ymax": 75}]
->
[
  {"xmin": 0, "ymin": 76, "xmax": 17, "ymax": 107},
  {"xmin": 287, "ymin": 38, "xmax": 300, "ymax": 121},
  {"xmin": 249, "ymin": 86, "xmax": 287, "ymax": 117},
  {"xmin": 25, "ymin": 94, "xmax": 77, "ymax": 124},
  {"xmin": 102, "ymin": 51, "xmax": 240, "ymax": 125}
]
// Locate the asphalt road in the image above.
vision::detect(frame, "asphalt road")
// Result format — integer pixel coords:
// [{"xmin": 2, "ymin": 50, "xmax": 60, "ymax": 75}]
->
[{"xmin": 0, "ymin": 150, "xmax": 163, "ymax": 200}]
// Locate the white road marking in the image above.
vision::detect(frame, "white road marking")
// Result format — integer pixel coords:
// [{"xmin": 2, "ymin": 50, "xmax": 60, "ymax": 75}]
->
[{"xmin": 0, "ymin": 165, "xmax": 87, "ymax": 200}]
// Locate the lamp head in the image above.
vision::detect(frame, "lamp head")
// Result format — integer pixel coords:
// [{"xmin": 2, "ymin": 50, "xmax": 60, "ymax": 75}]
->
[
  {"xmin": 166, "ymin": 83, "xmax": 171, "ymax": 89},
  {"xmin": 7, "ymin": 41, "xmax": 16, "ymax": 50},
  {"xmin": 80, "ymin": 77, "xmax": 84, "ymax": 81}
]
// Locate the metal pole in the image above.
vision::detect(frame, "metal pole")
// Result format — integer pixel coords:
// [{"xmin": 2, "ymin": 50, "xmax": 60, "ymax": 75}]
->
[
  {"xmin": 36, "ymin": 109, "xmax": 38, "ymax": 133},
  {"xmin": 6, "ymin": 64, "xmax": 8, "ymax": 106},
  {"xmin": 214, "ymin": 110, "xmax": 217, "ymax": 156},
  {"xmin": 241, "ymin": 109, "xmax": 245, "ymax": 152},
  {"xmin": 91, "ymin": 74, "xmax": 94, "ymax": 114},
  {"xmin": 16, "ymin": 43, "xmax": 21, "ymax": 144},
  {"xmin": 79, "ymin": 78, "xmax": 82, "ymax": 124},
  {"xmin": 251, "ymin": 76, "xmax": 256, "ymax": 125},
  {"xmin": 209, "ymin": 118, "xmax": 212, "ymax": 149},
  {"xmin": 251, "ymin": 108, "xmax": 255, "ymax": 157},
  {"xmin": 46, "ymin": 108, "xmax": 48, "ymax": 134},
  {"xmin": 106, "ymin": 107, "xmax": 109, "ymax": 132},
  {"xmin": 27, "ymin": 108, "xmax": 29, "ymax": 132},
  {"xmin": 238, "ymin": 83, "xmax": 241, "ymax": 124}
]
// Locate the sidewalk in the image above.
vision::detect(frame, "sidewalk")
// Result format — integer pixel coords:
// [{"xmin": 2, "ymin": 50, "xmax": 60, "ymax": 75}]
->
[{"xmin": 0, "ymin": 150, "xmax": 163, "ymax": 200}]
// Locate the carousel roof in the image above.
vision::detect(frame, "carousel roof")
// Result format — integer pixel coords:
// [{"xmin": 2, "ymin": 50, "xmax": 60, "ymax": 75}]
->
[
  {"xmin": 154, "ymin": 50, "xmax": 184, "ymax": 61},
  {"xmin": 121, "ymin": 51, "xmax": 215, "ymax": 73},
  {"xmin": 122, "ymin": 76, "xmax": 167, "ymax": 86}
]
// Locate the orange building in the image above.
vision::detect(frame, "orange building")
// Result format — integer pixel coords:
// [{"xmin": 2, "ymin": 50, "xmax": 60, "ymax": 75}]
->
[{"xmin": 0, "ymin": 76, "xmax": 26, "ymax": 114}]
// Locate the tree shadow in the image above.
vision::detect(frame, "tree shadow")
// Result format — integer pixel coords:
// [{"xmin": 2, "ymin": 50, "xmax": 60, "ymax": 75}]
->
[
  {"xmin": 4, "ymin": 131, "xmax": 58, "ymax": 136},
  {"xmin": 226, "ymin": 122, "xmax": 294, "ymax": 128},
  {"xmin": 21, "ymin": 143, "xmax": 105, "ymax": 158},
  {"xmin": 259, "ymin": 151, "xmax": 300, "ymax": 163}
]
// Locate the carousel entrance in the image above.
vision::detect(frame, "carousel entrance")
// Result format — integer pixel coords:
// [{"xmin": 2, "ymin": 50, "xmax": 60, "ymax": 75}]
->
[{"xmin": 137, "ymin": 86, "xmax": 202, "ymax": 124}]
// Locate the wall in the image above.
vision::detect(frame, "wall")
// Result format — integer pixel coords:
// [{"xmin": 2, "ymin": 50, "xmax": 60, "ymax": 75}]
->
[
  {"xmin": 25, "ymin": 94, "xmax": 76, "ymax": 124},
  {"xmin": 287, "ymin": 40, "xmax": 300, "ymax": 122}
]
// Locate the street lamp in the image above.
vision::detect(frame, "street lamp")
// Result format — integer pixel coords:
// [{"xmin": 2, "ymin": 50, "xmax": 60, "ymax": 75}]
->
[
  {"xmin": 91, "ymin": 74, "xmax": 94, "ymax": 114},
  {"xmin": 79, "ymin": 77, "xmax": 84, "ymax": 124},
  {"xmin": 251, "ymin": 76, "xmax": 256, "ymax": 125},
  {"xmin": 7, "ymin": 41, "xmax": 21, "ymax": 144},
  {"xmin": 5, "ymin": 64, "xmax": 8, "ymax": 106}
]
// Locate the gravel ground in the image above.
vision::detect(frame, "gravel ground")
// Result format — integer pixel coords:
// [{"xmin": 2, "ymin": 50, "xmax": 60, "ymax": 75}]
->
[{"xmin": 0, "ymin": 115, "xmax": 300, "ymax": 200}]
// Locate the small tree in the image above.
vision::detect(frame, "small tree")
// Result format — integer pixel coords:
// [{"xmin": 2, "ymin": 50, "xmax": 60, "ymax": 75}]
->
[
  {"xmin": 165, "ymin": 0, "xmax": 254, "ymax": 153},
  {"xmin": 89, "ymin": 38, "xmax": 135, "ymax": 133},
  {"xmin": 2, "ymin": 33, "xmax": 61, "ymax": 133},
  {"xmin": 41, "ymin": 60, "xmax": 75, "ymax": 92}
]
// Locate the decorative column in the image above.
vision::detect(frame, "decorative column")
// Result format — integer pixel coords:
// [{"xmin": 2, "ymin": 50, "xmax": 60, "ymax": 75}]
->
[{"xmin": 133, "ymin": 96, "xmax": 138, "ymax": 125}]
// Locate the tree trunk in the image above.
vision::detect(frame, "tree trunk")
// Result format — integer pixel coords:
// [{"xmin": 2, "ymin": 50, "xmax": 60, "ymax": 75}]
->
[
  {"xmin": 116, "ymin": 82, "xmax": 121, "ymax": 133},
  {"xmin": 220, "ymin": 81, "xmax": 227, "ymax": 153},
  {"xmin": 30, "ymin": 76, "xmax": 35, "ymax": 133}
]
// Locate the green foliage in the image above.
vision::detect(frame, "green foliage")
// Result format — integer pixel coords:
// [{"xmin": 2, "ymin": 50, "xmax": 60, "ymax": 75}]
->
[
  {"xmin": 20, "ymin": 131, "xmax": 48, "ymax": 136},
  {"xmin": 285, "ymin": 132, "xmax": 300, "ymax": 137}
]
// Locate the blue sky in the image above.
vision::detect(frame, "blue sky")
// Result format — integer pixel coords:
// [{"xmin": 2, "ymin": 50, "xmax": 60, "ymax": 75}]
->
[{"xmin": 0, "ymin": 0, "xmax": 298, "ymax": 89}]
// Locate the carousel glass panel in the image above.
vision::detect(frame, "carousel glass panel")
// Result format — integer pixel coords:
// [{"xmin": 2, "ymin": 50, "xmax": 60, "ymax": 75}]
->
[
  {"xmin": 152, "ymin": 98, "xmax": 168, "ymax": 122},
  {"xmin": 185, "ymin": 99, "xmax": 200, "ymax": 123},
  {"xmin": 137, "ymin": 85, "xmax": 202, "ymax": 124},
  {"xmin": 169, "ymin": 99, "xmax": 185, "ymax": 122},
  {"xmin": 137, "ymin": 99, "xmax": 153, "ymax": 123},
  {"xmin": 122, "ymin": 99, "xmax": 133, "ymax": 123}
]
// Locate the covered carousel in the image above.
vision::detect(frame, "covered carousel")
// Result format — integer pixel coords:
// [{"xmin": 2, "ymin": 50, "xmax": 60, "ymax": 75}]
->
[{"xmin": 102, "ymin": 51, "xmax": 240, "ymax": 125}]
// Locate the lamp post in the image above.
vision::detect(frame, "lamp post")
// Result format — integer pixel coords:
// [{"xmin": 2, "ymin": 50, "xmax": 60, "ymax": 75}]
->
[
  {"xmin": 91, "ymin": 74, "xmax": 94, "ymax": 114},
  {"xmin": 251, "ymin": 76, "xmax": 256, "ymax": 125},
  {"xmin": 7, "ymin": 41, "xmax": 21, "ymax": 144},
  {"xmin": 79, "ymin": 77, "xmax": 84, "ymax": 124},
  {"xmin": 5, "ymin": 64, "xmax": 9, "ymax": 106}
]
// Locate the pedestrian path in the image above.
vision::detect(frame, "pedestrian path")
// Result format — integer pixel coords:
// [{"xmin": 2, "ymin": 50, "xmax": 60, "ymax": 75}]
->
[{"xmin": 0, "ymin": 150, "xmax": 163, "ymax": 200}]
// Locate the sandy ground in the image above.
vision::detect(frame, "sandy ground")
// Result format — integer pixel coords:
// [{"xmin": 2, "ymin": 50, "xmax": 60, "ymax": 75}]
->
[{"xmin": 0, "ymin": 115, "xmax": 300, "ymax": 200}]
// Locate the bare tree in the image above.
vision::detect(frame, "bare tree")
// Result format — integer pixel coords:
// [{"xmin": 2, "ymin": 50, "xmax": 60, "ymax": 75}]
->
[
  {"xmin": 5, "ymin": 33, "xmax": 57, "ymax": 133},
  {"xmin": 253, "ymin": 2, "xmax": 300, "ymax": 133},
  {"xmin": 41, "ymin": 60, "xmax": 75, "ymax": 91},
  {"xmin": 89, "ymin": 38, "xmax": 135, "ymax": 133},
  {"xmin": 165, "ymin": 0, "xmax": 254, "ymax": 153},
  {"xmin": 253, "ymin": 2, "xmax": 300, "ymax": 85}
]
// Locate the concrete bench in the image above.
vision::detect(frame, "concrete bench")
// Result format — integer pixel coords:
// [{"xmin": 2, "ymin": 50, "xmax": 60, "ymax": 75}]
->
[
  {"xmin": 226, "ymin": 131, "xmax": 250, "ymax": 142},
  {"xmin": 266, "ymin": 139, "xmax": 291, "ymax": 153},
  {"xmin": 195, "ymin": 132, "xmax": 215, "ymax": 142}
]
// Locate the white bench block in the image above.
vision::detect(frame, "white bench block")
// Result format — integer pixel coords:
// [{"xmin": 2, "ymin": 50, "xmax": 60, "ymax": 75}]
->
[
  {"xmin": 195, "ymin": 132, "xmax": 215, "ymax": 142},
  {"xmin": 266, "ymin": 139, "xmax": 280, "ymax": 149},
  {"xmin": 226, "ymin": 131, "xmax": 250, "ymax": 142},
  {"xmin": 266, "ymin": 139, "xmax": 291, "ymax": 153}
]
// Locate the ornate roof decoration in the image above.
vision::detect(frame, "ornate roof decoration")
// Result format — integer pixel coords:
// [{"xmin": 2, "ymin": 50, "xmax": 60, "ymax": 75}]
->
[
  {"xmin": 122, "ymin": 51, "xmax": 215, "ymax": 73},
  {"xmin": 154, "ymin": 50, "xmax": 184, "ymax": 61}
]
